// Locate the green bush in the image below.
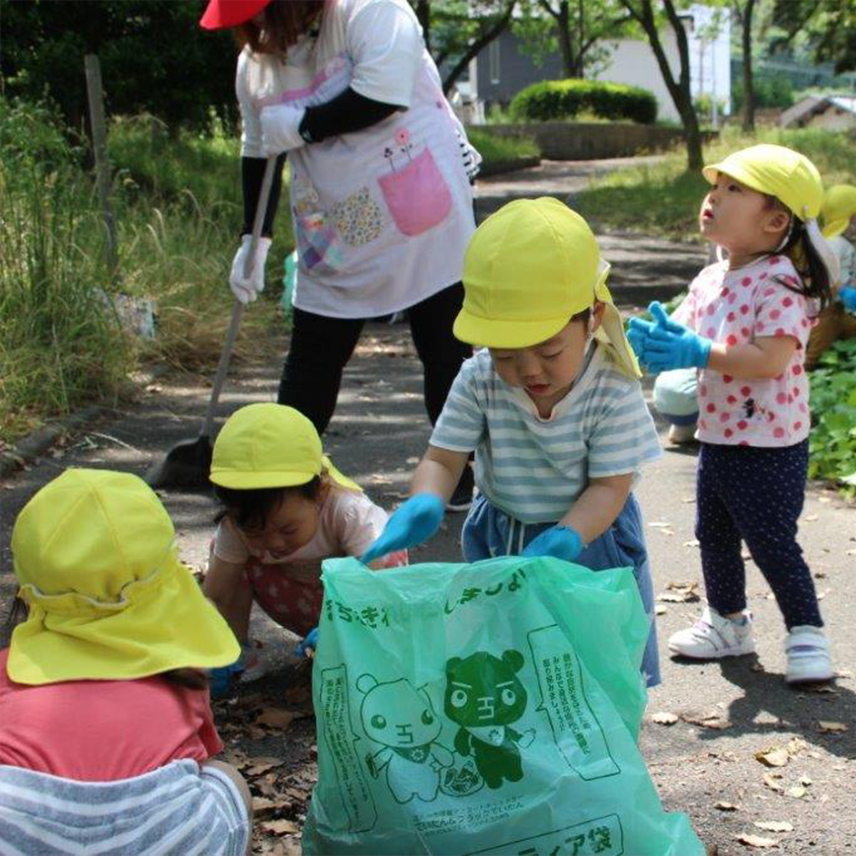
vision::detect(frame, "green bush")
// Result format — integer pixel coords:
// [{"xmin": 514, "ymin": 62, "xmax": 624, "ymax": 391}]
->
[
  {"xmin": 732, "ymin": 76, "xmax": 795, "ymax": 113},
  {"xmin": 808, "ymin": 338, "xmax": 856, "ymax": 494},
  {"xmin": 509, "ymin": 79, "xmax": 658, "ymax": 124}
]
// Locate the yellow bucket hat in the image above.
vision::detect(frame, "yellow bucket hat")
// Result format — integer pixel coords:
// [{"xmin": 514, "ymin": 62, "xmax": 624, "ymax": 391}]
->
[
  {"xmin": 9, "ymin": 468, "xmax": 240, "ymax": 686},
  {"xmin": 210, "ymin": 403, "xmax": 360, "ymax": 491},
  {"xmin": 455, "ymin": 197, "xmax": 641, "ymax": 378},
  {"xmin": 821, "ymin": 184, "xmax": 856, "ymax": 239},
  {"xmin": 702, "ymin": 144, "xmax": 824, "ymax": 221}
]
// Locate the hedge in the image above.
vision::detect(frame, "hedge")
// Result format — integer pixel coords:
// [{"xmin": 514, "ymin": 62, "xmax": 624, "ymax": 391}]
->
[{"xmin": 509, "ymin": 79, "xmax": 658, "ymax": 125}]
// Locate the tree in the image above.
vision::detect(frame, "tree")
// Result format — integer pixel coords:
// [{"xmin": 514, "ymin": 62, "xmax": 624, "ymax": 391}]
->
[
  {"xmin": 411, "ymin": 0, "xmax": 519, "ymax": 94},
  {"xmin": 616, "ymin": 0, "xmax": 703, "ymax": 169},
  {"xmin": 773, "ymin": 0, "xmax": 856, "ymax": 73},
  {"xmin": 1, "ymin": 0, "xmax": 237, "ymax": 133},
  {"xmin": 732, "ymin": 0, "xmax": 758, "ymax": 131}
]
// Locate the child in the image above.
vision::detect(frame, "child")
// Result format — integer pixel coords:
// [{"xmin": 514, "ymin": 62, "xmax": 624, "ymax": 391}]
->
[
  {"xmin": 204, "ymin": 403, "xmax": 406, "ymax": 677},
  {"xmin": 0, "ymin": 469, "xmax": 251, "ymax": 854},
  {"xmin": 807, "ymin": 183, "xmax": 856, "ymax": 367},
  {"xmin": 627, "ymin": 144, "xmax": 837, "ymax": 684},
  {"xmin": 362, "ymin": 197, "xmax": 663, "ymax": 687}
]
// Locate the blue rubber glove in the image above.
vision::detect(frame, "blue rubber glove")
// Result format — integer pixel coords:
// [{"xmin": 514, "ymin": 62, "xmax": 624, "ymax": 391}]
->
[
  {"xmin": 626, "ymin": 316, "xmax": 658, "ymax": 360},
  {"xmin": 840, "ymin": 285, "xmax": 856, "ymax": 311},
  {"xmin": 209, "ymin": 658, "xmax": 243, "ymax": 699},
  {"xmin": 361, "ymin": 493, "xmax": 445, "ymax": 564},
  {"xmin": 637, "ymin": 301, "xmax": 712, "ymax": 372},
  {"xmin": 521, "ymin": 525, "xmax": 583, "ymax": 562},
  {"xmin": 295, "ymin": 627, "xmax": 318, "ymax": 658}
]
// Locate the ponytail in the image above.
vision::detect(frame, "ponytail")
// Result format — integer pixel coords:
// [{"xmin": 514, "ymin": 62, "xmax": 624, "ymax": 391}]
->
[{"xmin": 778, "ymin": 218, "xmax": 834, "ymax": 314}]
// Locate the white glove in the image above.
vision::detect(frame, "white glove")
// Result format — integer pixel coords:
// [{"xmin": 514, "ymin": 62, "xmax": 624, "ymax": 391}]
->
[
  {"xmin": 260, "ymin": 104, "xmax": 307, "ymax": 156},
  {"xmin": 229, "ymin": 235, "xmax": 272, "ymax": 304}
]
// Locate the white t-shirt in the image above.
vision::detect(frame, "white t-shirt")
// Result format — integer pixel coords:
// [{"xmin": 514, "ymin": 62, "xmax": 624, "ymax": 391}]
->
[
  {"xmin": 236, "ymin": 0, "xmax": 477, "ymax": 318},
  {"xmin": 829, "ymin": 235, "xmax": 856, "ymax": 290}
]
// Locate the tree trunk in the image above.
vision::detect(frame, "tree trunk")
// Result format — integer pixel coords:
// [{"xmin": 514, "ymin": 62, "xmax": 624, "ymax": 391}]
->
[
  {"xmin": 556, "ymin": 0, "xmax": 575, "ymax": 77},
  {"xmin": 740, "ymin": 0, "xmax": 757, "ymax": 132},
  {"xmin": 415, "ymin": 0, "xmax": 431, "ymax": 53},
  {"xmin": 622, "ymin": 0, "xmax": 703, "ymax": 170}
]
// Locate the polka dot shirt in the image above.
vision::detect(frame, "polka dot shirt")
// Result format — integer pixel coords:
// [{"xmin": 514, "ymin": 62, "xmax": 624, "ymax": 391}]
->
[{"xmin": 672, "ymin": 255, "xmax": 815, "ymax": 447}]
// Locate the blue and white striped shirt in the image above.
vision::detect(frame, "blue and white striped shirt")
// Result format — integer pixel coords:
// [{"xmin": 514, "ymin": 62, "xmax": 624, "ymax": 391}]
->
[{"xmin": 431, "ymin": 344, "xmax": 662, "ymax": 523}]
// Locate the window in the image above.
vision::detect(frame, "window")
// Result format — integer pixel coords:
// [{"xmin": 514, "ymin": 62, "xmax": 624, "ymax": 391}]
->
[{"xmin": 489, "ymin": 40, "xmax": 501, "ymax": 85}]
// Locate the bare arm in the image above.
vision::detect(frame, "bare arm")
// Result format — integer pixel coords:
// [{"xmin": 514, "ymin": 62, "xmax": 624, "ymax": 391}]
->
[
  {"xmin": 411, "ymin": 445, "xmax": 469, "ymax": 503},
  {"xmin": 706, "ymin": 335, "xmax": 798, "ymax": 380},
  {"xmin": 559, "ymin": 473, "xmax": 634, "ymax": 545},
  {"xmin": 202, "ymin": 555, "xmax": 253, "ymax": 645}
]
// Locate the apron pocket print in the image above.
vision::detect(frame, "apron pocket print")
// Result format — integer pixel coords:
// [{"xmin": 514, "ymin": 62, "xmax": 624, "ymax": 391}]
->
[
  {"xmin": 332, "ymin": 187, "xmax": 385, "ymax": 247},
  {"xmin": 378, "ymin": 147, "xmax": 453, "ymax": 237},
  {"xmin": 292, "ymin": 183, "xmax": 344, "ymax": 275}
]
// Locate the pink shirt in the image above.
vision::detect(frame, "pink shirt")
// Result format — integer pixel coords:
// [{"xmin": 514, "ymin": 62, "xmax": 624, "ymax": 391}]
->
[
  {"xmin": 673, "ymin": 255, "xmax": 814, "ymax": 447},
  {"xmin": 0, "ymin": 649, "xmax": 222, "ymax": 781}
]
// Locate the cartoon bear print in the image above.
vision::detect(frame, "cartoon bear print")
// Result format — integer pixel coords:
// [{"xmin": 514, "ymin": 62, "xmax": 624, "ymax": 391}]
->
[
  {"xmin": 444, "ymin": 650, "xmax": 535, "ymax": 790},
  {"xmin": 357, "ymin": 674, "xmax": 454, "ymax": 804}
]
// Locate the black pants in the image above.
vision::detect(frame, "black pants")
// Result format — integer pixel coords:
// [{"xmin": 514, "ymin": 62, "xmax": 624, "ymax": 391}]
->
[
  {"xmin": 278, "ymin": 283, "xmax": 471, "ymax": 435},
  {"xmin": 696, "ymin": 440, "xmax": 823, "ymax": 629}
]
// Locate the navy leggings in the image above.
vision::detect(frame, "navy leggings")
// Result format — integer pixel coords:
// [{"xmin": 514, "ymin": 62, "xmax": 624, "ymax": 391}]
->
[{"xmin": 696, "ymin": 440, "xmax": 823, "ymax": 629}]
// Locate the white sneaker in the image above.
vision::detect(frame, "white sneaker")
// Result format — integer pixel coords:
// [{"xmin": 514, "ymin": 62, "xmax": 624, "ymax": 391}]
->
[
  {"xmin": 785, "ymin": 625, "xmax": 834, "ymax": 684},
  {"xmin": 668, "ymin": 423, "xmax": 697, "ymax": 444},
  {"xmin": 668, "ymin": 606, "xmax": 755, "ymax": 659}
]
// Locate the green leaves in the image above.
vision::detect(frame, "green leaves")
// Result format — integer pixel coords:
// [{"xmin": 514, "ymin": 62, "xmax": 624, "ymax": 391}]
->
[{"xmin": 808, "ymin": 338, "xmax": 856, "ymax": 494}]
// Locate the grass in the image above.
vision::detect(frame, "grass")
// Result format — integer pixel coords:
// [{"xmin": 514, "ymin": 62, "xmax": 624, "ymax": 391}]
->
[
  {"xmin": 467, "ymin": 127, "xmax": 540, "ymax": 162},
  {"xmin": 0, "ymin": 99, "xmax": 538, "ymax": 444},
  {"xmin": 575, "ymin": 125, "xmax": 856, "ymax": 239}
]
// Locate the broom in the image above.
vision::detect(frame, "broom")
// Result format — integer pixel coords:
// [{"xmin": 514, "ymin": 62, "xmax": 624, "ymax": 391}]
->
[{"xmin": 145, "ymin": 156, "xmax": 278, "ymax": 490}]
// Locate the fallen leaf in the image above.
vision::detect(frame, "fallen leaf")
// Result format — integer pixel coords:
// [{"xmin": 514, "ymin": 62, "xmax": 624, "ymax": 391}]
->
[
  {"xmin": 261, "ymin": 819, "xmax": 300, "ymax": 835},
  {"xmin": 799, "ymin": 775, "xmax": 813, "ymax": 786},
  {"xmin": 715, "ymin": 801, "xmax": 740, "ymax": 811},
  {"xmin": 787, "ymin": 785, "xmax": 807, "ymax": 799},
  {"xmin": 754, "ymin": 821, "xmax": 793, "ymax": 833},
  {"xmin": 836, "ymin": 669, "xmax": 853, "ymax": 678},
  {"xmin": 256, "ymin": 708, "xmax": 298, "ymax": 729},
  {"xmin": 252, "ymin": 796, "xmax": 278, "ymax": 814},
  {"xmin": 756, "ymin": 748, "xmax": 789, "ymax": 768},
  {"xmin": 682, "ymin": 712, "xmax": 730, "ymax": 730},
  {"xmin": 658, "ymin": 581, "xmax": 701, "ymax": 603},
  {"xmin": 736, "ymin": 833, "xmax": 778, "ymax": 848},
  {"xmin": 652, "ymin": 711, "xmax": 679, "ymax": 725},
  {"xmin": 803, "ymin": 514, "xmax": 819, "ymax": 522},
  {"xmin": 655, "ymin": 604, "xmax": 669, "ymax": 615},
  {"xmin": 683, "ymin": 539, "xmax": 700, "ymax": 548},
  {"xmin": 681, "ymin": 497, "xmax": 696, "ymax": 504},
  {"xmin": 649, "ymin": 521, "xmax": 671, "ymax": 528},
  {"xmin": 818, "ymin": 721, "xmax": 848, "ymax": 733},
  {"xmin": 787, "ymin": 738, "xmax": 808, "ymax": 757},
  {"xmin": 762, "ymin": 773, "xmax": 784, "ymax": 793}
]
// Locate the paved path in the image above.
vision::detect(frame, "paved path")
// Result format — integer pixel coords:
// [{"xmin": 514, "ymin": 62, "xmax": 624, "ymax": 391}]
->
[{"xmin": 2, "ymin": 160, "xmax": 855, "ymax": 854}]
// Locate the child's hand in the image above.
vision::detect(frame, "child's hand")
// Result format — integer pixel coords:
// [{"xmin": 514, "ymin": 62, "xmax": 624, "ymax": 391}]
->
[
  {"xmin": 840, "ymin": 285, "xmax": 856, "ymax": 311},
  {"xmin": 521, "ymin": 525, "xmax": 583, "ymax": 562},
  {"xmin": 636, "ymin": 301, "xmax": 712, "ymax": 372},
  {"xmin": 295, "ymin": 627, "xmax": 318, "ymax": 658},
  {"xmin": 361, "ymin": 493, "xmax": 444, "ymax": 564}
]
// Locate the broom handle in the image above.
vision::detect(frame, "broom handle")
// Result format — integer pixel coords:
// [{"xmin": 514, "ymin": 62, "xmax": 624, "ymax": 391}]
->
[{"xmin": 202, "ymin": 155, "xmax": 278, "ymax": 439}]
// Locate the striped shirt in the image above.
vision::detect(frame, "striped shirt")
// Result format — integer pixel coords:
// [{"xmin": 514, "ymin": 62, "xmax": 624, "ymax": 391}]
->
[
  {"xmin": 431, "ymin": 344, "xmax": 662, "ymax": 523},
  {"xmin": 0, "ymin": 759, "xmax": 250, "ymax": 856}
]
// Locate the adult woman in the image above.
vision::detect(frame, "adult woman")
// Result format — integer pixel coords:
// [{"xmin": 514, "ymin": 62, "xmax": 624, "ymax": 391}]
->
[{"xmin": 200, "ymin": 0, "xmax": 478, "ymax": 507}]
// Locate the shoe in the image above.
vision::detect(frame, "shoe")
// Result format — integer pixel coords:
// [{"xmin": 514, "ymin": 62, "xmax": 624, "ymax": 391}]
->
[
  {"xmin": 447, "ymin": 465, "xmax": 474, "ymax": 512},
  {"xmin": 238, "ymin": 640, "xmax": 268, "ymax": 683},
  {"xmin": 785, "ymin": 625, "xmax": 834, "ymax": 684},
  {"xmin": 668, "ymin": 606, "xmax": 755, "ymax": 659},
  {"xmin": 668, "ymin": 423, "xmax": 697, "ymax": 444}
]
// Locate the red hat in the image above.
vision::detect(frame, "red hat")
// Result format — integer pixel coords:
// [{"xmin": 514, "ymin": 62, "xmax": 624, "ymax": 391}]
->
[{"xmin": 200, "ymin": 0, "xmax": 272, "ymax": 30}]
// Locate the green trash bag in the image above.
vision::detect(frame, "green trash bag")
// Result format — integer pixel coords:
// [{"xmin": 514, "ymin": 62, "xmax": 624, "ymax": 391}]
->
[{"xmin": 302, "ymin": 556, "xmax": 704, "ymax": 856}]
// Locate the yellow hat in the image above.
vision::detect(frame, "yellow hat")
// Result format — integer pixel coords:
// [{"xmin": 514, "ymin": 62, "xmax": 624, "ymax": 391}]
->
[
  {"xmin": 821, "ymin": 184, "xmax": 856, "ymax": 239},
  {"xmin": 702, "ymin": 144, "xmax": 824, "ymax": 221},
  {"xmin": 9, "ymin": 469, "xmax": 240, "ymax": 685},
  {"xmin": 210, "ymin": 403, "xmax": 360, "ymax": 491},
  {"xmin": 455, "ymin": 197, "xmax": 641, "ymax": 378}
]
